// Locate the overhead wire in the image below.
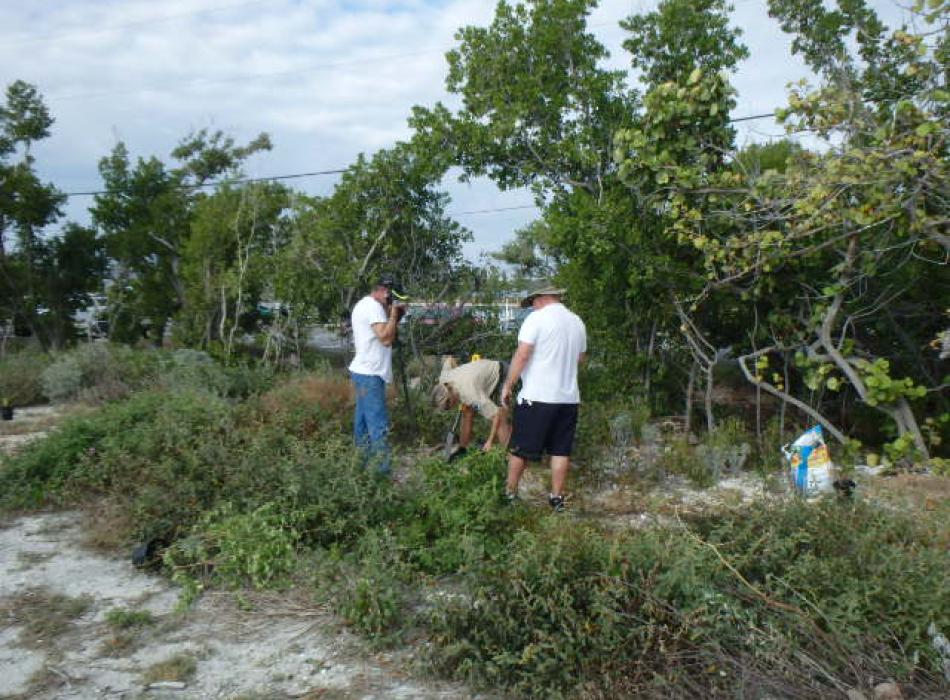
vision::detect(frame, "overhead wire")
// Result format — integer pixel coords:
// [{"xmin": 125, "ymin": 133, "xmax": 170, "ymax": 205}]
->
[{"xmin": 58, "ymin": 109, "xmax": 781, "ymax": 203}]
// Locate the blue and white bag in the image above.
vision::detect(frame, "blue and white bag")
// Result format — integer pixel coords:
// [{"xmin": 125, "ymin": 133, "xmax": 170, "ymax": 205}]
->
[{"xmin": 782, "ymin": 425, "xmax": 835, "ymax": 497}]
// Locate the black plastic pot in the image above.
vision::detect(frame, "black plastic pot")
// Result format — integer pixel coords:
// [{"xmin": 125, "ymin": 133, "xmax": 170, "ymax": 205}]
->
[{"xmin": 1, "ymin": 405, "xmax": 13, "ymax": 421}]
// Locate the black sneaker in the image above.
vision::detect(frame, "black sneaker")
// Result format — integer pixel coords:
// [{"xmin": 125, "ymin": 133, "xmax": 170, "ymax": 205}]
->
[
  {"xmin": 505, "ymin": 491, "xmax": 521, "ymax": 506},
  {"xmin": 548, "ymin": 494, "xmax": 566, "ymax": 512}
]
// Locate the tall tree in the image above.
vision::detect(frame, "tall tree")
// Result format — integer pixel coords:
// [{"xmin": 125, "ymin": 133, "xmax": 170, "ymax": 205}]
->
[
  {"xmin": 627, "ymin": 1, "xmax": 949, "ymax": 455},
  {"xmin": 0, "ymin": 81, "xmax": 103, "ymax": 350},
  {"xmin": 91, "ymin": 130, "xmax": 271, "ymax": 344},
  {"xmin": 278, "ymin": 143, "xmax": 470, "ymax": 322}
]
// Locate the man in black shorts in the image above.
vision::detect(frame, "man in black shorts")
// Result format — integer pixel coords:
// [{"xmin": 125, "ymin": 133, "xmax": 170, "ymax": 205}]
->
[{"xmin": 500, "ymin": 285, "xmax": 587, "ymax": 511}]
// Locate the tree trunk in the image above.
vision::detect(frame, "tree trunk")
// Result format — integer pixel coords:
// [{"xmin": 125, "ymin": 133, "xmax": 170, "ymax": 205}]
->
[
  {"xmin": 685, "ymin": 361, "xmax": 697, "ymax": 434},
  {"xmin": 738, "ymin": 350, "xmax": 847, "ymax": 444}
]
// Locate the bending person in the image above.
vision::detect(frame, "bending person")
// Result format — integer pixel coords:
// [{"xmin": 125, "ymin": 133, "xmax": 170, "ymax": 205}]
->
[{"xmin": 431, "ymin": 357, "xmax": 512, "ymax": 454}]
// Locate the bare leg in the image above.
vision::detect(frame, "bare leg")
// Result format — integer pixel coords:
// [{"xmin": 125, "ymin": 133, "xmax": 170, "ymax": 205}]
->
[
  {"xmin": 497, "ymin": 408, "xmax": 511, "ymax": 447},
  {"xmin": 550, "ymin": 456, "xmax": 570, "ymax": 496},
  {"xmin": 506, "ymin": 453, "xmax": 528, "ymax": 494},
  {"xmin": 459, "ymin": 406, "xmax": 474, "ymax": 448}
]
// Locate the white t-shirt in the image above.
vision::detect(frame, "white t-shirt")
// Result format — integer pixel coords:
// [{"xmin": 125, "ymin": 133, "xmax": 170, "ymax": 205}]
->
[
  {"xmin": 517, "ymin": 303, "xmax": 587, "ymax": 404},
  {"xmin": 348, "ymin": 296, "xmax": 393, "ymax": 383}
]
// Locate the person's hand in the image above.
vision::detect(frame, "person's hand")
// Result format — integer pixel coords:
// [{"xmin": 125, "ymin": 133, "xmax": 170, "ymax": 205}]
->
[
  {"xmin": 481, "ymin": 440, "xmax": 493, "ymax": 452},
  {"xmin": 391, "ymin": 303, "xmax": 407, "ymax": 320},
  {"xmin": 501, "ymin": 383, "xmax": 512, "ymax": 407}
]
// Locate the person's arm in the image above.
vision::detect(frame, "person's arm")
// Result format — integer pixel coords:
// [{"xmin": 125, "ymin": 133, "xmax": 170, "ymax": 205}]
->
[
  {"xmin": 501, "ymin": 341, "xmax": 534, "ymax": 407},
  {"xmin": 579, "ymin": 351, "xmax": 587, "ymax": 365},
  {"xmin": 371, "ymin": 305, "xmax": 402, "ymax": 347}
]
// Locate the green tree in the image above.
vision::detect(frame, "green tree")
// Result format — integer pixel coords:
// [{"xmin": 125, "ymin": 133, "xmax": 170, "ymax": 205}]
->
[
  {"xmin": 631, "ymin": 1, "xmax": 949, "ymax": 456},
  {"xmin": 0, "ymin": 81, "xmax": 103, "ymax": 350},
  {"xmin": 278, "ymin": 144, "xmax": 470, "ymax": 323},
  {"xmin": 91, "ymin": 130, "xmax": 271, "ymax": 344},
  {"xmin": 177, "ymin": 182, "xmax": 293, "ymax": 359},
  {"xmin": 418, "ymin": 0, "xmax": 748, "ymax": 413}
]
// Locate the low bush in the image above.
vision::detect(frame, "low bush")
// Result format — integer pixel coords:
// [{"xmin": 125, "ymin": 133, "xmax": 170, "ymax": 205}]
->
[
  {"xmin": 40, "ymin": 343, "xmax": 160, "ymax": 403},
  {"xmin": 428, "ymin": 500, "xmax": 950, "ymax": 698},
  {"xmin": 317, "ymin": 528, "xmax": 410, "ymax": 641},
  {"xmin": 165, "ymin": 502, "xmax": 301, "ymax": 595},
  {"xmin": 0, "ymin": 349, "xmax": 50, "ymax": 406},
  {"xmin": 5, "ymin": 364, "xmax": 947, "ymax": 698},
  {"xmin": 396, "ymin": 451, "xmax": 534, "ymax": 575}
]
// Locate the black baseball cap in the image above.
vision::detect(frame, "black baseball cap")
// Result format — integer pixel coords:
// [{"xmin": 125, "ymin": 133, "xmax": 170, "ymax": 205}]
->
[{"xmin": 376, "ymin": 275, "xmax": 407, "ymax": 300}]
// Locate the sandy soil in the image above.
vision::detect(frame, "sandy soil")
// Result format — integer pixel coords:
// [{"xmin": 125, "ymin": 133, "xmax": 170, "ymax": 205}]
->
[
  {"xmin": 0, "ymin": 405, "xmax": 73, "ymax": 456},
  {"xmin": 0, "ymin": 511, "xmax": 481, "ymax": 700}
]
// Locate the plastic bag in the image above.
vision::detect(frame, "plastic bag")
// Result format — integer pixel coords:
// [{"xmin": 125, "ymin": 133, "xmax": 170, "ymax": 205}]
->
[{"xmin": 782, "ymin": 425, "xmax": 835, "ymax": 497}]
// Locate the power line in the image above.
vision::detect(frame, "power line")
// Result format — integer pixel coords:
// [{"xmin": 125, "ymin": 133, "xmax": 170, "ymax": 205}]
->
[
  {"xmin": 730, "ymin": 112, "xmax": 777, "ymax": 123},
  {"xmin": 59, "ymin": 109, "xmax": 781, "ymax": 199},
  {"xmin": 63, "ymin": 167, "xmax": 349, "ymax": 197},
  {"xmin": 454, "ymin": 204, "xmax": 537, "ymax": 216}
]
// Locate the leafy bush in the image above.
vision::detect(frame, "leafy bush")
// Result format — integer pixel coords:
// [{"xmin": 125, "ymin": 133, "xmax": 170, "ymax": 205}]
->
[
  {"xmin": 428, "ymin": 501, "xmax": 950, "ymax": 698},
  {"xmin": 396, "ymin": 451, "xmax": 533, "ymax": 575},
  {"xmin": 0, "ymin": 350, "xmax": 50, "ymax": 406},
  {"xmin": 255, "ymin": 372, "xmax": 352, "ymax": 438},
  {"xmin": 155, "ymin": 350, "xmax": 275, "ymax": 399},
  {"xmin": 165, "ymin": 502, "xmax": 300, "ymax": 592},
  {"xmin": 40, "ymin": 343, "xmax": 159, "ymax": 403},
  {"xmin": 318, "ymin": 528, "xmax": 409, "ymax": 641}
]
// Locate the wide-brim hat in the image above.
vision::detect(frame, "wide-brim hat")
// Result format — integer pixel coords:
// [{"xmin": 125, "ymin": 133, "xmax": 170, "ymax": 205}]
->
[{"xmin": 520, "ymin": 285, "xmax": 567, "ymax": 308}]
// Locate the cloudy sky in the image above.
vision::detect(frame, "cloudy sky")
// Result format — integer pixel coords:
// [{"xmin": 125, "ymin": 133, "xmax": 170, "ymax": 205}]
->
[{"xmin": 0, "ymin": 0, "xmax": 911, "ymax": 260}]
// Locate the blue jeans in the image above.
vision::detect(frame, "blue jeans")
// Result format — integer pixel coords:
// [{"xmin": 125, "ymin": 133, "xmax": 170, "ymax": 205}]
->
[{"xmin": 351, "ymin": 372, "xmax": 391, "ymax": 475}]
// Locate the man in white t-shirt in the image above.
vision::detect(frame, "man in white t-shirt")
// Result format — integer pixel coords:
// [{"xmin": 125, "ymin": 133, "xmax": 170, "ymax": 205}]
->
[
  {"xmin": 348, "ymin": 278, "xmax": 406, "ymax": 475},
  {"xmin": 500, "ymin": 285, "xmax": 587, "ymax": 511}
]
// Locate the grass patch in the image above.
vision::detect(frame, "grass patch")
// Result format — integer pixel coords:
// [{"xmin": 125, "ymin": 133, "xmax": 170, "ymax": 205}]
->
[
  {"xmin": 105, "ymin": 608, "xmax": 156, "ymax": 629},
  {"xmin": 142, "ymin": 652, "xmax": 198, "ymax": 684},
  {"xmin": 0, "ymin": 588, "xmax": 92, "ymax": 648}
]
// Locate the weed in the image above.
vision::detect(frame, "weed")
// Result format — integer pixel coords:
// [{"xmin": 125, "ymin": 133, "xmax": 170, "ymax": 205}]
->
[
  {"xmin": 0, "ymin": 588, "xmax": 92, "ymax": 649},
  {"xmin": 15, "ymin": 550, "xmax": 54, "ymax": 568},
  {"xmin": 165, "ymin": 502, "xmax": 300, "ymax": 591},
  {"xmin": 324, "ymin": 529, "xmax": 408, "ymax": 642},
  {"xmin": 105, "ymin": 608, "xmax": 156, "ymax": 629},
  {"xmin": 427, "ymin": 501, "xmax": 950, "ymax": 698},
  {"xmin": 142, "ymin": 652, "xmax": 198, "ymax": 684},
  {"xmin": 0, "ymin": 349, "xmax": 50, "ymax": 406}
]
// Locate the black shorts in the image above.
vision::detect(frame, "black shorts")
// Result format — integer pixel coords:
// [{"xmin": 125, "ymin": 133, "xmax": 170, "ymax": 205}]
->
[{"xmin": 509, "ymin": 400, "xmax": 579, "ymax": 461}]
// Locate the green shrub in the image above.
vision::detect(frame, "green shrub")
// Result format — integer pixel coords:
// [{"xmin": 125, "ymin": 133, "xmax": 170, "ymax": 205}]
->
[
  {"xmin": 165, "ymin": 502, "xmax": 300, "ymax": 592},
  {"xmin": 319, "ymin": 528, "xmax": 409, "ymax": 641},
  {"xmin": 396, "ymin": 451, "xmax": 534, "ymax": 575},
  {"xmin": 428, "ymin": 501, "xmax": 950, "ymax": 698},
  {"xmin": 0, "ymin": 350, "xmax": 50, "ymax": 406},
  {"xmin": 40, "ymin": 343, "xmax": 160, "ymax": 403}
]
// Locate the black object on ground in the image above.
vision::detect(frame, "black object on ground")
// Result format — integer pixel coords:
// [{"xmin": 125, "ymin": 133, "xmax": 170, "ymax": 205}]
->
[{"xmin": 833, "ymin": 479, "xmax": 857, "ymax": 499}]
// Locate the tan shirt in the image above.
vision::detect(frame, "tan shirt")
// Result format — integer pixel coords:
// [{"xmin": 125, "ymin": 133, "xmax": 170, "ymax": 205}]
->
[{"xmin": 439, "ymin": 359, "xmax": 501, "ymax": 419}]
